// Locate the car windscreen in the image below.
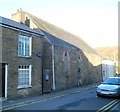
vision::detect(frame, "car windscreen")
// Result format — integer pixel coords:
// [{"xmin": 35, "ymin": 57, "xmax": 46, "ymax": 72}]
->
[{"xmin": 102, "ymin": 78, "xmax": 120, "ymax": 85}]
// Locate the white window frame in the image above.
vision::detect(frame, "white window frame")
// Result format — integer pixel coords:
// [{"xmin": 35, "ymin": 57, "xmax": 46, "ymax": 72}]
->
[
  {"xmin": 18, "ymin": 35, "xmax": 32, "ymax": 57},
  {"xmin": 17, "ymin": 65, "xmax": 32, "ymax": 89}
]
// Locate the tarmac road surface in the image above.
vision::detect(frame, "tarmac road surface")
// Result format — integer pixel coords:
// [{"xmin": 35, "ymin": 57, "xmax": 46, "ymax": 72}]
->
[{"xmin": 11, "ymin": 88, "xmax": 118, "ymax": 111}]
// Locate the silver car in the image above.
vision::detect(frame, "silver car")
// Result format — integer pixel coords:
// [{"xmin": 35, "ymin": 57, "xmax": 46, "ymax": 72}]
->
[{"xmin": 96, "ymin": 77, "xmax": 120, "ymax": 98}]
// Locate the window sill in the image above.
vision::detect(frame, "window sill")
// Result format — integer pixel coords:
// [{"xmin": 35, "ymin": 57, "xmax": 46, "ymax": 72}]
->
[
  {"xmin": 17, "ymin": 85, "xmax": 32, "ymax": 89},
  {"xmin": 18, "ymin": 55, "xmax": 32, "ymax": 59}
]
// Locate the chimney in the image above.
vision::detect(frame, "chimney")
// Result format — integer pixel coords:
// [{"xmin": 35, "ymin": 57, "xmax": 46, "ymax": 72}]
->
[
  {"xmin": 12, "ymin": 9, "xmax": 30, "ymax": 27},
  {"xmin": 25, "ymin": 17, "xmax": 30, "ymax": 27},
  {"xmin": 12, "ymin": 9, "xmax": 24, "ymax": 23}
]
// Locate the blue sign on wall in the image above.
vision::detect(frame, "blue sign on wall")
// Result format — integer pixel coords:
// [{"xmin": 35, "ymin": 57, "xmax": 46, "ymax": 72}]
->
[{"xmin": 37, "ymin": 52, "xmax": 42, "ymax": 57}]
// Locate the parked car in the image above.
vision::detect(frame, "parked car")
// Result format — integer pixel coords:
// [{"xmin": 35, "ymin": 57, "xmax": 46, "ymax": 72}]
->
[{"xmin": 96, "ymin": 77, "xmax": 120, "ymax": 98}]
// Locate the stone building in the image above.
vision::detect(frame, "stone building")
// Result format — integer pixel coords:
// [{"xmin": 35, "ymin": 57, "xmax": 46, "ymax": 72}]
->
[
  {"xmin": 12, "ymin": 10, "xmax": 103, "ymax": 93},
  {"xmin": 0, "ymin": 16, "xmax": 43, "ymax": 99}
]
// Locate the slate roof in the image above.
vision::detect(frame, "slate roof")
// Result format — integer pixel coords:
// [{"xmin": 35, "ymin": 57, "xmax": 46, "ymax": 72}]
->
[
  {"xmin": 15, "ymin": 11, "xmax": 99, "ymax": 55},
  {"xmin": 41, "ymin": 30, "xmax": 78, "ymax": 49},
  {"xmin": 0, "ymin": 16, "xmax": 43, "ymax": 36}
]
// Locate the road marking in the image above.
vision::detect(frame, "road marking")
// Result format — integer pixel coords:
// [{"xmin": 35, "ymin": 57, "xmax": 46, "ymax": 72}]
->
[
  {"xmin": 2, "ymin": 91, "xmax": 81, "ymax": 111},
  {"xmin": 97, "ymin": 99, "xmax": 119, "ymax": 112},
  {"xmin": 103, "ymin": 100, "xmax": 119, "ymax": 111},
  {"xmin": 2, "ymin": 86, "xmax": 96, "ymax": 111},
  {"xmin": 97, "ymin": 99, "xmax": 117, "ymax": 111}
]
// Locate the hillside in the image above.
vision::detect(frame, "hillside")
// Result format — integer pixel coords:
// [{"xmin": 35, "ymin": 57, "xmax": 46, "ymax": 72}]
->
[{"xmin": 95, "ymin": 46, "xmax": 118, "ymax": 61}]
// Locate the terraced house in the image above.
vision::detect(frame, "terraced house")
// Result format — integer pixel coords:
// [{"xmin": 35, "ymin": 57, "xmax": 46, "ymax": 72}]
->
[
  {"xmin": 0, "ymin": 16, "xmax": 43, "ymax": 99},
  {"xmin": 12, "ymin": 9, "xmax": 103, "ymax": 93}
]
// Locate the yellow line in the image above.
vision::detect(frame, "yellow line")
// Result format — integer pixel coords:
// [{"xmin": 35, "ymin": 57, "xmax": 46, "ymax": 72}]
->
[
  {"xmin": 2, "ymin": 87, "xmax": 89, "ymax": 111},
  {"xmin": 3, "ymin": 93, "xmax": 71, "ymax": 111},
  {"xmin": 104, "ymin": 100, "xmax": 119, "ymax": 111},
  {"xmin": 97, "ymin": 99, "xmax": 118, "ymax": 112}
]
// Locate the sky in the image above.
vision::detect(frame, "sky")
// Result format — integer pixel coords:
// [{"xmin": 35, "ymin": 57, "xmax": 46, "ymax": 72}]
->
[{"xmin": 0, "ymin": 0, "xmax": 119, "ymax": 48}]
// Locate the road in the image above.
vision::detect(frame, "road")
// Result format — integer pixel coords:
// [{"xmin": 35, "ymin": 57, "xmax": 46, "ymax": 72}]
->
[
  {"xmin": 10, "ymin": 87, "xmax": 119, "ymax": 111},
  {"xmin": 109, "ymin": 102, "xmax": 120, "ymax": 111}
]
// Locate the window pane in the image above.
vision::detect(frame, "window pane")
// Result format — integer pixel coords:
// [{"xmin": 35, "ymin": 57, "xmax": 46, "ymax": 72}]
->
[
  {"xmin": 18, "ymin": 35, "xmax": 31, "ymax": 57},
  {"xmin": 18, "ymin": 65, "xmax": 31, "ymax": 87}
]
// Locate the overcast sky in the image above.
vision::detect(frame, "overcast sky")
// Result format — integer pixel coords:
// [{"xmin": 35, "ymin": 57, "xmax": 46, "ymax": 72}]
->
[{"xmin": 0, "ymin": 0, "xmax": 119, "ymax": 48}]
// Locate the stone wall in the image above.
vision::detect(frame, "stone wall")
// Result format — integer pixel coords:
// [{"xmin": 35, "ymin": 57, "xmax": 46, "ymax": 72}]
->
[
  {"xmin": 42, "ymin": 39, "xmax": 52, "ymax": 75},
  {"xmin": 54, "ymin": 45, "xmax": 102, "ymax": 90},
  {"xmin": 2, "ymin": 26, "xmax": 43, "ymax": 99},
  {"xmin": 0, "ymin": 26, "xmax": 2, "ymax": 63},
  {"xmin": 42, "ymin": 38, "xmax": 53, "ymax": 91},
  {"xmin": 0, "ymin": 63, "xmax": 2, "ymax": 97}
]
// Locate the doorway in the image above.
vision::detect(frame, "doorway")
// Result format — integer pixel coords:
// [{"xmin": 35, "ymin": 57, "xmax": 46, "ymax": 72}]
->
[
  {"xmin": 0, "ymin": 63, "xmax": 7, "ymax": 98},
  {"xmin": 2, "ymin": 64, "xmax": 5, "ymax": 97}
]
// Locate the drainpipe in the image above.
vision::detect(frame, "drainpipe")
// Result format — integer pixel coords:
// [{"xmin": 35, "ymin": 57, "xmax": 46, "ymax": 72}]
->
[{"xmin": 52, "ymin": 44, "xmax": 55, "ymax": 90}]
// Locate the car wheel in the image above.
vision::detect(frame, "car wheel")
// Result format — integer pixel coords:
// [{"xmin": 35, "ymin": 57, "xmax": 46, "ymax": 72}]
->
[{"xmin": 97, "ymin": 93, "xmax": 101, "ymax": 97}]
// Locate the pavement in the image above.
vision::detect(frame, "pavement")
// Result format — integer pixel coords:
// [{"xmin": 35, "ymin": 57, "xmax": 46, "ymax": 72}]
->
[{"xmin": 0, "ymin": 83, "xmax": 99, "ymax": 111}]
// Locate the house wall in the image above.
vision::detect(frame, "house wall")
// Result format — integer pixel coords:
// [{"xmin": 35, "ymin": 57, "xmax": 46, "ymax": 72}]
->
[
  {"xmin": 0, "ymin": 64, "xmax": 2, "ymax": 97},
  {"xmin": 1, "ymin": 26, "xmax": 43, "ymax": 99},
  {"xmin": 102, "ymin": 59, "xmax": 115, "ymax": 81},
  {"xmin": 0, "ymin": 25, "xmax": 2, "ymax": 63},
  {"xmin": 0, "ymin": 26, "xmax": 3, "ymax": 97},
  {"xmin": 0, "ymin": 25, "xmax": 3, "ymax": 97},
  {"xmin": 54, "ymin": 45, "xmax": 102, "ymax": 90},
  {"xmin": 42, "ymin": 38, "xmax": 53, "ymax": 91},
  {"xmin": 42, "ymin": 39, "xmax": 52, "ymax": 75}
]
